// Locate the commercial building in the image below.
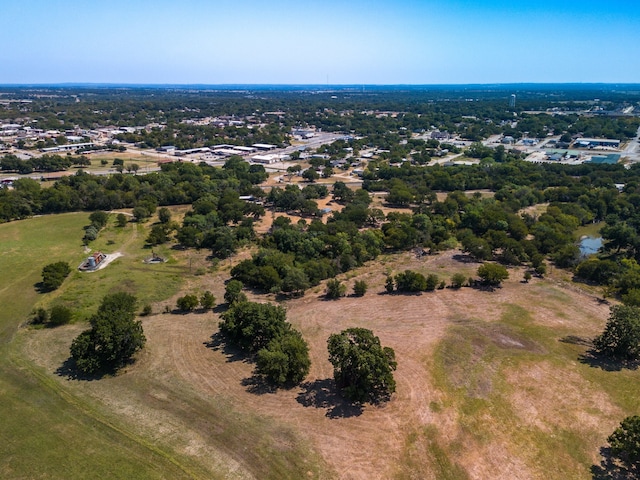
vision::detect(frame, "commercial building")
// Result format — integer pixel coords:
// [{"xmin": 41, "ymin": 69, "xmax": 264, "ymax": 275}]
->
[
  {"xmin": 251, "ymin": 154, "xmax": 280, "ymax": 164},
  {"xmin": 575, "ymin": 138, "xmax": 620, "ymax": 149},
  {"xmin": 252, "ymin": 143, "xmax": 277, "ymax": 151},
  {"xmin": 41, "ymin": 142, "xmax": 95, "ymax": 153}
]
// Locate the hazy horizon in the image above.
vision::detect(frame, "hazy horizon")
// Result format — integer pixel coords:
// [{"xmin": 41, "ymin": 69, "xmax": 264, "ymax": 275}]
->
[{"xmin": 2, "ymin": 0, "xmax": 639, "ymax": 85}]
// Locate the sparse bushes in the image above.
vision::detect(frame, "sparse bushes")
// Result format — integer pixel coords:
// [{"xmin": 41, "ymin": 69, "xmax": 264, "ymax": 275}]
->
[
  {"xmin": 31, "ymin": 307, "xmax": 49, "ymax": 325},
  {"xmin": 30, "ymin": 304, "xmax": 72, "ymax": 326}
]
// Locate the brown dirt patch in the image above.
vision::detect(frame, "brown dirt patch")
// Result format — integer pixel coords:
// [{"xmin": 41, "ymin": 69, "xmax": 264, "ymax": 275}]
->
[{"xmin": 506, "ymin": 362, "xmax": 623, "ymax": 435}]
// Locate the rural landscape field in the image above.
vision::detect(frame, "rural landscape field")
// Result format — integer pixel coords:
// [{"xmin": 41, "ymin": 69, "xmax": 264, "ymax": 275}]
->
[
  {"xmin": 0, "ymin": 206, "xmax": 637, "ymax": 479},
  {"xmin": 3, "ymin": 79, "xmax": 640, "ymax": 479}
]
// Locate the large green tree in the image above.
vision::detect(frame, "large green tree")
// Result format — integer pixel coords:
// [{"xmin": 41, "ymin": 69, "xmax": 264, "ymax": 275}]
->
[
  {"xmin": 594, "ymin": 305, "xmax": 640, "ymax": 361},
  {"xmin": 70, "ymin": 293, "xmax": 145, "ymax": 374},
  {"xmin": 256, "ymin": 331, "xmax": 311, "ymax": 386},
  {"xmin": 477, "ymin": 263, "xmax": 509, "ymax": 287},
  {"xmin": 606, "ymin": 415, "xmax": 640, "ymax": 474},
  {"xmin": 219, "ymin": 301, "xmax": 289, "ymax": 353},
  {"xmin": 327, "ymin": 328, "xmax": 397, "ymax": 403}
]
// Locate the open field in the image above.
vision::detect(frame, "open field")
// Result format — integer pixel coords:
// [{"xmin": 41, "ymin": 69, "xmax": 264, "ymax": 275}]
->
[
  {"xmin": 0, "ymin": 212, "xmax": 202, "ymax": 479},
  {"xmin": 13, "ymin": 241, "xmax": 640, "ymax": 479},
  {"xmin": 3, "ymin": 211, "xmax": 640, "ymax": 479}
]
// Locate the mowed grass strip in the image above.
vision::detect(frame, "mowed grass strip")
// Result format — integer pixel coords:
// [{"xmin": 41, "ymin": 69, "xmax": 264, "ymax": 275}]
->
[{"xmin": 0, "ymin": 212, "xmax": 201, "ymax": 479}]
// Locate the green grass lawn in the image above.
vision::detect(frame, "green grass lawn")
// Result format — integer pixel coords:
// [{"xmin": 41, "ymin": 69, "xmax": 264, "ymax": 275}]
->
[{"xmin": 0, "ymin": 213, "xmax": 199, "ymax": 479}]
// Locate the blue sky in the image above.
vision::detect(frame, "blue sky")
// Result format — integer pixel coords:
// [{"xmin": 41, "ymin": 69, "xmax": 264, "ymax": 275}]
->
[{"xmin": 1, "ymin": 0, "xmax": 639, "ymax": 84}]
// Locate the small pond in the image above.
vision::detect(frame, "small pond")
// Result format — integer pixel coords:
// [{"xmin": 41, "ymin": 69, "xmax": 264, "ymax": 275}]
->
[{"xmin": 579, "ymin": 236, "xmax": 603, "ymax": 256}]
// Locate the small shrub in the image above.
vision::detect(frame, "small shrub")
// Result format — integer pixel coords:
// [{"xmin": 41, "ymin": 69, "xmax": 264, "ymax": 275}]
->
[
  {"xmin": 353, "ymin": 280, "xmax": 368, "ymax": 297},
  {"xmin": 41, "ymin": 261, "xmax": 72, "ymax": 291},
  {"xmin": 477, "ymin": 263, "xmax": 509, "ymax": 286},
  {"xmin": 425, "ymin": 273, "xmax": 439, "ymax": 291},
  {"xmin": 224, "ymin": 280, "xmax": 245, "ymax": 305},
  {"xmin": 141, "ymin": 304, "xmax": 153, "ymax": 316},
  {"xmin": 395, "ymin": 270, "xmax": 427, "ymax": 293},
  {"xmin": 326, "ymin": 278, "xmax": 347, "ymax": 299},
  {"xmin": 200, "ymin": 291, "xmax": 216, "ymax": 310},
  {"xmin": 31, "ymin": 307, "xmax": 49, "ymax": 325},
  {"xmin": 49, "ymin": 305, "xmax": 73, "ymax": 326},
  {"xmin": 450, "ymin": 273, "xmax": 466, "ymax": 289},
  {"xmin": 83, "ymin": 225, "xmax": 99, "ymax": 244},
  {"xmin": 384, "ymin": 275, "xmax": 395, "ymax": 293},
  {"xmin": 158, "ymin": 207, "xmax": 172, "ymax": 224},
  {"xmin": 176, "ymin": 294, "xmax": 199, "ymax": 312}
]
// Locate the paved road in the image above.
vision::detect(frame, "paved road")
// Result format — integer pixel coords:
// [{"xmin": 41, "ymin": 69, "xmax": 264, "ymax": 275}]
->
[{"xmin": 623, "ymin": 126, "xmax": 640, "ymax": 156}]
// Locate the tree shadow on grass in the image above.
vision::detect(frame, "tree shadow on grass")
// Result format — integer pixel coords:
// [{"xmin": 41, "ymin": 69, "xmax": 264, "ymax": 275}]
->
[
  {"xmin": 578, "ymin": 349, "xmax": 640, "ymax": 372},
  {"xmin": 55, "ymin": 357, "xmax": 105, "ymax": 381},
  {"xmin": 559, "ymin": 335, "xmax": 593, "ymax": 347},
  {"xmin": 296, "ymin": 378, "xmax": 363, "ymax": 419},
  {"xmin": 591, "ymin": 447, "xmax": 638, "ymax": 479},
  {"xmin": 241, "ymin": 374, "xmax": 278, "ymax": 395},
  {"xmin": 203, "ymin": 331, "xmax": 249, "ymax": 364},
  {"xmin": 33, "ymin": 281, "xmax": 54, "ymax": 294},
  {"xmin": 452, "ymin": 253, "xmax": 480, "ymax": 264}
]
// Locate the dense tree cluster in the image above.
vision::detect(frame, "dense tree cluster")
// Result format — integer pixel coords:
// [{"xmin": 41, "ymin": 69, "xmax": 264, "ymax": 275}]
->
[
  {"xmin": 0, "ymin": 154, "xmax": 89, "ymax": 174},
  {"xmin": 0, "ymin": 158, "xmax": 266, "ymax": 224},
  {"xmin": 4, "ymin": 87, "xmax": 640, "ymax": 302},
  {"xmin": 219, "ymin": 301, "xmax": 310, "ymax": 386}
]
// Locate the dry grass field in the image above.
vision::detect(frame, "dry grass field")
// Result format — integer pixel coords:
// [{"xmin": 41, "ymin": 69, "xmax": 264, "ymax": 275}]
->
[{"xmin": 18, "ymin": 246, "xmax": 635, "ymax": 480}]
